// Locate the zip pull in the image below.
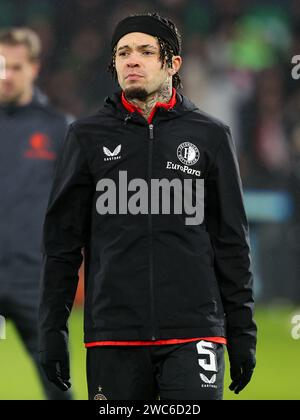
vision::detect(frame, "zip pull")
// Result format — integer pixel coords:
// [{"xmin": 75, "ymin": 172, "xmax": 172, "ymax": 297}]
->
[
  {"xmin": 124, "ymin": 114, "xmax": 132, "ymax": 125},
  {"xmin": 149, "ymin": 124, "xmax": 154, "ymax": 140}
]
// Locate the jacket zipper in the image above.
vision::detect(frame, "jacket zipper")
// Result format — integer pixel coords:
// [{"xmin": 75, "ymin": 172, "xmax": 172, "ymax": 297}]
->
[{"xmin": 148, "ymin": 123, "xmax": 156, "ymax": 340}]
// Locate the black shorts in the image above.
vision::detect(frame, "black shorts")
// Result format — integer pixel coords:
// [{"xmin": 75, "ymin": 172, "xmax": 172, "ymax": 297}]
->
[{"xmin": 86, "ymin": 340, "xmax": 225, "ymax": 400}]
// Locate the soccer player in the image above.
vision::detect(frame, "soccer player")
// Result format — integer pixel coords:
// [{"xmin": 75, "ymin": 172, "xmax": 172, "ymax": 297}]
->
[
  {"xmin": 39, "ymin": 13, "xmax": 257, "ymax": 400},
  {"xmin": 0, "ymin": 28, "xmax": 72, "ymax": 400}
]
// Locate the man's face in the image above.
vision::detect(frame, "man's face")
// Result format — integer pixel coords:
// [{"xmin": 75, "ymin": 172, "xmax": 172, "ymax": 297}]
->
[
  {"xmin": 0, "ymin": 44, "xmax": 39, "ymax": 104},
  {"xmin": 115, "ymin": 32, "xmax": 175, "ymax": 99}
]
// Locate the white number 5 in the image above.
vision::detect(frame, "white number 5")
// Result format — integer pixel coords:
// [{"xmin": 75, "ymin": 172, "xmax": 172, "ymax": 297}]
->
[{"xmin": 196, "ymin": 340, "xmax": 217, "ymax": 372}]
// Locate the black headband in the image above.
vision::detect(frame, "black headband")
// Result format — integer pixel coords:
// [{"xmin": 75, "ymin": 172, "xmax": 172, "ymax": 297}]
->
[{"xmin": 111, "ymin": 15, "xmax": 180, "ymax": 55}]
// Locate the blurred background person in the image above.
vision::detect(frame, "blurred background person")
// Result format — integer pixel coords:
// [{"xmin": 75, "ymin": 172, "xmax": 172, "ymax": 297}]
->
[{"xmin": 0, "ymin": 27, "xmax": 72, "ymax": 400}]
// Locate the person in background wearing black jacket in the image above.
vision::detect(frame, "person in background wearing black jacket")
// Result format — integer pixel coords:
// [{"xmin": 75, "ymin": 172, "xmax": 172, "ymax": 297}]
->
[
  {"xmin": 0, "ymin": 28, "xmax": 72, "ymax": 400},
  {"xmin": 39, "ymin": 13, "xmax": 257, "ymax": 400}
]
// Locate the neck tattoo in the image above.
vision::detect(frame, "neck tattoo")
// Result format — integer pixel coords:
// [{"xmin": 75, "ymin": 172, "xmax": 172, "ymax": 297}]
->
[{"xmin": 129, "ymin": 83, "xmax": 172, "ymax": 120}]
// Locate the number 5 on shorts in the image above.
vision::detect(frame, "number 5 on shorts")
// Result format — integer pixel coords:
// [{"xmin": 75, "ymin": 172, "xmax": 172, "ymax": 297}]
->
[{"xmin": 196, "ymin": 340, "xmax": 217, "ymax": 372}]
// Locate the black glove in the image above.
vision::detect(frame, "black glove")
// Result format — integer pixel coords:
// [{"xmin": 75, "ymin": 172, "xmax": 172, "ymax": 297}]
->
[
  {"xmin": 228, "ymin": 353, "xmax": 256, "ymax": 394},
  {"xmin": 39, "ymin": 331, "xmax": 71, "ymax": 392}
]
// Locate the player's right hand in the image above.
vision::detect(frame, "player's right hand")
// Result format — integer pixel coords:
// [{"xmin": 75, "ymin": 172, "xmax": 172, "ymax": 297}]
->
[{"xmin": 40, "ymin": 351, "xmax": 71, "ymax": 391}]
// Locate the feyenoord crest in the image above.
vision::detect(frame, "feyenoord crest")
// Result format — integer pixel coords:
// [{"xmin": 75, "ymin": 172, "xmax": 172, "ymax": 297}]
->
[
  {"xmin": 94, "ymin": 386, "xmax": 107, "ymax": 400},
  {"xmin": 177, "ymin": 142, "xmax": 200, "ymax": 166},
  {"xmin": 94, "ymin": 393, "xmax": 107, "ymax": 400}
]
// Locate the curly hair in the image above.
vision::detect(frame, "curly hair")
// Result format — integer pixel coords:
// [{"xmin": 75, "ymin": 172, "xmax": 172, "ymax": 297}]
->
[{"xmin": 108, "ymin": 12, "xmax": 183, "ymax": 89}]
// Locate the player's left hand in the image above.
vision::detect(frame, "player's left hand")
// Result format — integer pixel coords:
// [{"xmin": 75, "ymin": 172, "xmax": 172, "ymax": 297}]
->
[{"xmin": 229, "ymin": 353, "xmax": 256, "ymax": 394}]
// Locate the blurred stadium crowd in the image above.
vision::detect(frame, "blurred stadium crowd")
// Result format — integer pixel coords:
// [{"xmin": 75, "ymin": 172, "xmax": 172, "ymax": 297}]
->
[{"xmin": 1, "ymin": 0, "xmax": 300, "ymax": 302}]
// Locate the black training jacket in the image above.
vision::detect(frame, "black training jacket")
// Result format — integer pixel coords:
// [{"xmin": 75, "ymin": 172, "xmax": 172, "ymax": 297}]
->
[
  {"xmin": 0, "ymin": 89, "xmax": 70, "ymax": 292},
  {"xmin": 39, "ymin": 90, "xmax": 257, "ymax": 356}
]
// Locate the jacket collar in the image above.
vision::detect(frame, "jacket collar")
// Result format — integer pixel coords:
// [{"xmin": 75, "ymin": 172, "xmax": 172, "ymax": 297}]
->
[
  {"xmin": 0, "ymin": 87, "xmax": 48, "ymax": 115},
  {"xmin": 100, "ymin": 89, "xmax": 198, "ymax": 125},
  {"xmin": 121, "ymin": 87, "xmax": 177, "ymax": 124}
]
